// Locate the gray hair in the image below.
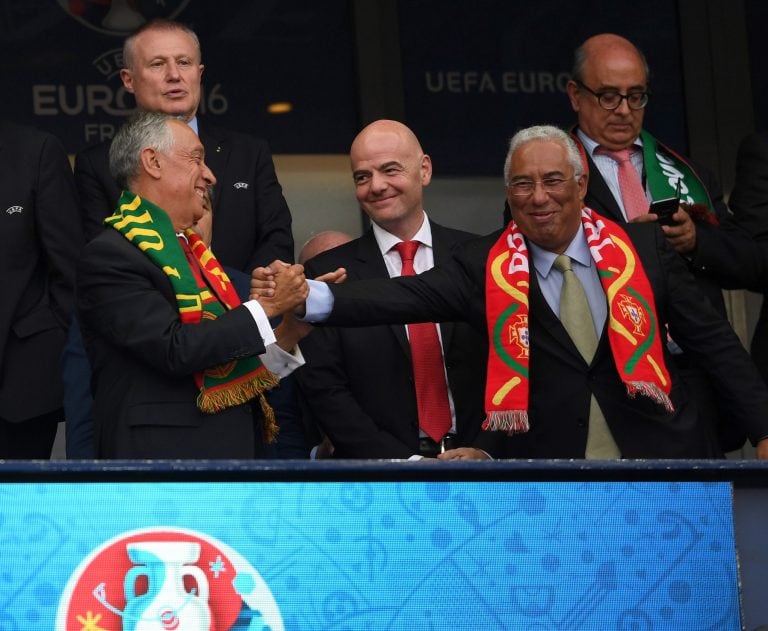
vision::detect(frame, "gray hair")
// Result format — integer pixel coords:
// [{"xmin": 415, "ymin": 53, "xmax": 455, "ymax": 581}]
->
[
  {"xmin": 123, "ymin": 19, "xmax": 201, "ymax": 70},
  {"xmin": 503, "ymin": 125, "xmax": 584, "ymax": 186},
  {"xmin": 109, "ymin": 111, "xmax": 178, "ymax": 190},
  {"xmin": 571, "ymin": 38, "xmax": 650, "ymax": 85}
]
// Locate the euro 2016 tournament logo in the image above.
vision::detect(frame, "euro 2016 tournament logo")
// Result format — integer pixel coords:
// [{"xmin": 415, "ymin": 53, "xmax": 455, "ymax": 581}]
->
[
  {"xmin": 56, "ymin": 527, "xmax": 283, "ymax": 631},
  {"xmin": 56, "ymin": 1, "xmax": 191, "ymax": 36}
]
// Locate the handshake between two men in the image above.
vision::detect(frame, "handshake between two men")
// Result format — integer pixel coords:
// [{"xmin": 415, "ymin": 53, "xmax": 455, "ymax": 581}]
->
[{"xmin": 249, "ymin": 260, "xmax": 345, "ymax": 318}]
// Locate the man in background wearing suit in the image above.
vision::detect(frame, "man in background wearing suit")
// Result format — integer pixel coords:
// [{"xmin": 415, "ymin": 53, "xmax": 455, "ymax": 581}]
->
[
  {"xmin": 295, "ymin": 120, "xmax": 487, "ymax": 459},
  {"xmin": 77, "ymin": 111, "xmax": 306, "ymax": 458},
  {"xmin": 562, "ymin": 33, "xmax": 760, "ymax": 454},
  {"xmin": 0, "ymin": 120, "xmax": 83, "ymax": 458},
  {"xmin": 75, "ymin": 18, "xmax": 293, "ymax": 271},
  {"xmin": 292, "ymin": 125, "xmax": 768, "ymax": 460},
  {"xmin": 729, "ymin": 131, "xmax": 768, "ymax": 385}
]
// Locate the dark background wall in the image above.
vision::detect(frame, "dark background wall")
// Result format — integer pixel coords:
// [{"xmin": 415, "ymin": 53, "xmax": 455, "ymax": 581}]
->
[{"xmin": 0, "ymin": 0, "xmax": 762, "ymax": 189}]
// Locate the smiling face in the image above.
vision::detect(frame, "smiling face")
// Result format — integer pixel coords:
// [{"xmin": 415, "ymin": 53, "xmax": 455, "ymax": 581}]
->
[
  {"xmin": 121, "ymin": 26, "xmax": 204, "ymax": 121},
  {"xmin": 350, "ymin": 120, "xmax": 432, "ymax": 240},
  {"xmin": 505, "ymin": 139, "xmax": 586, "ymax": 254},
  {"xmin": 156, "ymin": 120, "xmax": 216, "ymax": 230},
  {"xmin": 567, "ymin": 34, "xmax": 648, "ymax": 150}
]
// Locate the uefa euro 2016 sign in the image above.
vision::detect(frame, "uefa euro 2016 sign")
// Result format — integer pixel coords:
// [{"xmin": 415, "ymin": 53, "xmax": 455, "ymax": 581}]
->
[{"xmin": 57, "ymin": 527, "xmax": 282, "ymax": 630}]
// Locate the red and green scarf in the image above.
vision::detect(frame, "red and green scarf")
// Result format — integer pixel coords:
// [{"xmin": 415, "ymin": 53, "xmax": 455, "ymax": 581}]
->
[
  {"xmin": 483, "ymin": 207, "xmax": 673, "ymax": 434},
  {"xmin": 105, "ymin": 192, "xmax": 280, "ymax": 442}
]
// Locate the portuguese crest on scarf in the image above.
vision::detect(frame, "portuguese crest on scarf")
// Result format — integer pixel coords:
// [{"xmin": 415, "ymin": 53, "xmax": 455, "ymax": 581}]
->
[
  {"xmin": 483, "ymin": 207, "xmax": 674, "ymax": 434},
  {"xmin": 105, "ymin": 192, "xmax": 280, "ymax": 442}
]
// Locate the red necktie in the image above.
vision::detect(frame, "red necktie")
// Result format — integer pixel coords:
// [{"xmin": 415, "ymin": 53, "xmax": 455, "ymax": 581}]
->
[
  {"xmin": 178, "ymin": 236, "xmax": 207, "ymax": 290},
  {"xmin": 598, "ymin": 147, "xmax": 648, "ymax": 220},
  {"xmin": 393, "ymin": 240, "xmax": 452, "ymax": 442}
]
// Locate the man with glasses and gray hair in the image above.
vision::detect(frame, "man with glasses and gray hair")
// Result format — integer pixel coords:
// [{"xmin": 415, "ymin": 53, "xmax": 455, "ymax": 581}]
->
[
  {"xmin": 287, "ymin": 124, "xmax": 768, "ymax": 461},
  {"xmin": 562, "ymin": 33, "xmax": 762, "ymax": 455}
]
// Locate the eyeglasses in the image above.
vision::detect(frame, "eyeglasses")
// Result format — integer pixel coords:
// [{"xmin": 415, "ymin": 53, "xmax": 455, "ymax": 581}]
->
[
  {"xmin": 508, "ymin": 176, "xmax": 575, "ymax": 197},
  {"xmin": 575, "ymin": 80, "xmax": 649, "ymax": 111}
]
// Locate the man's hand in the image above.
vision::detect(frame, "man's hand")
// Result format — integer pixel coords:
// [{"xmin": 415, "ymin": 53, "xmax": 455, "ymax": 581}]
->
[
  {"xmin": 755, "ymin": 438, "xmax": 768, "ymax": 460},
  {"xmin": 250, "ymin": 263, "xmax": 281, "ymax": 300},
  {"xmin": 250, "ymin": 265, "xmax": 347, "ymax": 301},
  {"xmin": 437, "ymin": 447, "xmax": 489, "ymax": 460},
  {"xmin": 256, "ymin": 261, "xmax": 308, "ymax": 319},
  {"xmin": 316, "ymin": 267, "xmax": 347, "ymax": 285},
  {"xmin": 274, "ymin": 313, "xmax": 314, "ymax": 350},
  {"xmin": 658, "ymin": 207, "xmax": 697, "ymax": 254}
]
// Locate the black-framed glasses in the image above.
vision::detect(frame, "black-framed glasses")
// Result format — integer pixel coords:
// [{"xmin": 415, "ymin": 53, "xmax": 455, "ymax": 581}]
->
[
  {"xmin": 575, "ymin": 80, "xmax": 649, "ymax": 111},
  {"xmin": 508, "ymin": 176, "xmax": 575, "ymax": 197}
]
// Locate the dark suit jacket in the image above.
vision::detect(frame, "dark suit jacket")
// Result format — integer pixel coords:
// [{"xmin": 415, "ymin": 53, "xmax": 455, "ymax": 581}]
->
[
  {"xmin": 325, "ymin": 222, "xmax": 768, "ymax": 459},
  {"xmin": 0, "ymin": 120, "xmax": 83, "ymax": 422},
  {"xmin": 298, "ymin": 222, "xmax": 487, "ymax": 458},
  {"xmin": 729, "ymin": 131, "xmax": 768, "ymax": 384},
  {"xmin": 74, "ymin": 119, "xmax": 294, "ymax": 270},
  {"xmin": 77, "ymin": 229, "xmax": 270, "ymax": 458}
]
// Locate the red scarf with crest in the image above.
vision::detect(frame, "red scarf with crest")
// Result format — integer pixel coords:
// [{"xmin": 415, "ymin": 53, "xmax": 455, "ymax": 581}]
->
[{"xmin": 483, "ymin": 207, "xmax": 673, "ymax": 434}]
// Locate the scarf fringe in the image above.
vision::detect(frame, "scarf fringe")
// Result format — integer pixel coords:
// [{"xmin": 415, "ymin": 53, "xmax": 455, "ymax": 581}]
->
[
  {"xmin": 626, "ymin": 381, "xmax": 674, "ymax": 413},
  {"xmin": 197, "ymin": 372, "xmax": 281, "ymax": 444},
  {"xmin": 482, "ymin": 410, "xmax": 529, "ymax": 434}
]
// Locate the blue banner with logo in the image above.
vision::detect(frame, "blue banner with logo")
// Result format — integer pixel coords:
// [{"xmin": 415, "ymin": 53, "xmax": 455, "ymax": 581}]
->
[
  {"xmin": 0, "ymin": 1, "xmax": 358, "ymax": 155},
  {"xmin": 0, "ymin": 480, "xmax": 739, "ymax": 629}
]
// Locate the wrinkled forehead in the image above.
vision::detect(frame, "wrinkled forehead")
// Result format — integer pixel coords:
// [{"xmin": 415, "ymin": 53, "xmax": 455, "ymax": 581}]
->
[{"xmin": 133, "ymin": 27, "xmax": 201, "ymax": 61}]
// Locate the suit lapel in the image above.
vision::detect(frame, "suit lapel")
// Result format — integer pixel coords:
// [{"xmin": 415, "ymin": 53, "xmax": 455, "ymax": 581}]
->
[
  {"xmin": 431, "ymin": 222, "xmax": 456, "ymax": 351},
  {"xmin": 197, "ymin": 123, "xmax": 228, "ymax": 209},
  {"xmin": 355, "ymin": 231, "xmax": 412, "ymax": 358}
]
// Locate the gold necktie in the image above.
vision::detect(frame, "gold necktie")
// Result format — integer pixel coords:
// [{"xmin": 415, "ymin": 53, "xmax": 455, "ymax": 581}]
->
[{"xmin": 553, "ymin": 255, "xmax": 620, "ymax": 459}]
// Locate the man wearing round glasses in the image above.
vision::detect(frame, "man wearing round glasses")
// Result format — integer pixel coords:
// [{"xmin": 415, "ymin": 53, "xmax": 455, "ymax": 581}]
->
[{"xmin": 564, "ymin": 33, "xmax": 760, "ymax": 455}]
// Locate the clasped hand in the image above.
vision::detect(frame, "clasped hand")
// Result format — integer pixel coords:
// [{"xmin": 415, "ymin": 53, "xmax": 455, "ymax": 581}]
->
[{"xmin": 250, "ymin": 260, "xmax": 308, "ymax": 319}]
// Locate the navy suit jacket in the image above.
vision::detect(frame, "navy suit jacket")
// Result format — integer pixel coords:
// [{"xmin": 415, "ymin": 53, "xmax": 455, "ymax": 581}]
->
[
  {"xmin": 0, "ymin": 120, "xmax": 83, "ymax": 422},
  {"xmin": 77, "ymin": 229, "xmax": 270, "ymax": 458},
  {"xmin": 298, "ymin": 222, "xmax": 487, "ymax": 458}
]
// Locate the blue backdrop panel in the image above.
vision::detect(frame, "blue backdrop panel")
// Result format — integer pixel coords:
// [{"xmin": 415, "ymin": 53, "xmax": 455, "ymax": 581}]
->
[
  {"xmin": 398, "ymin": 1, "xmax": 687, "ymax": 175},
  {"xmin": 0, "ymin": 481, "xmax": 738, "ymax": 629}
]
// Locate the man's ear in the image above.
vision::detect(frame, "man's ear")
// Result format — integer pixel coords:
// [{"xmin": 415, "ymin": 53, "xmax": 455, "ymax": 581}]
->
[
  {"xmin": 566, "ymin": 80, "xmax": 581, "ymax": 113},
  {"xmin": 577, "ymin": 172, "xmax": 588, "ymax": 203},
  {"xmin": 140, "ymin": 147, "xmax": 162, "ymax": 180},
  {"xmin": 420, "ymin": 153, "xmax": 433, "ymax": 186},
  {"xmin": 120, "ymin": 68, "xmax": 134, "ymax": 93}
]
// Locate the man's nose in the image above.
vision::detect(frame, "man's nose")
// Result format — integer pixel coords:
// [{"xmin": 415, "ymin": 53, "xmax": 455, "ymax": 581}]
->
[
  {"xmin": 370, "ymin": 171, "xmax": 387, "ymax": 192},
  {"xmin": 613, "ymin": 96, "xmax": 632, "ymax": 115},
  {"xmin": 530, "ymin": 181, "xmax": 551, "ymax": 204},
  {"xmin": 202, "ymin": 162, "xmax": 216, "ymax": 186},
  {"xmin": 166, "ymin": 61, "xmax": 181, "ymax": 80}
]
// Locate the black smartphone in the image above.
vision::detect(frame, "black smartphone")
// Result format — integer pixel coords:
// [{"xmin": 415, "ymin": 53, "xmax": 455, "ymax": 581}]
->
[{"xmin": 649, "ymin": 196, "xmax": 679, "ymax": 226}]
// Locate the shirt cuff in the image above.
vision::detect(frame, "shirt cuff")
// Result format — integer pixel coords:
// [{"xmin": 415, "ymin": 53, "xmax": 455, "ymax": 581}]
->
[
  {"xmin": 302, "ymin": 279, "xmax": 334, "ymax": 322},
  {"xmin": 260, "ymin": 343, "xmax": 305, "ymax": 379},
  {"xmin": 242, "ymin": 300, "xmax": 276, "ymax": 347}
]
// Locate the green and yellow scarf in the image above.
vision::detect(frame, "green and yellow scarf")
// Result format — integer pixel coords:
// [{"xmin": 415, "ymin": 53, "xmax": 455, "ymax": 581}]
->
[
  {"xmin": 105, "ymin": 192, "xmax": 279, "ymax": 442},
  {"xmin": 483, "ymin": 207, "xmax": 673, "ymax": 434}
]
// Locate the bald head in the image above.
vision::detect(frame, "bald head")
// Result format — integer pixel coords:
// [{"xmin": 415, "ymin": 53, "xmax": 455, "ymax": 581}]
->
[
  {"xmin": 350, "ymin": 120, "xmax": 424, "ymax": 163},
  {"xmin": 349, "ymin": 119, "xmax": 432, "ymax": 241},
  {"xmin": 567, "ymin": 33, "xmax": 649, "ymax": 150},
  {"xmin": 299, "ymin": 230, "xmax": 354, "ymax": 264},
  {"xmin": 572, "ymin": 34, "xmax": 649, "ymax": 85}
]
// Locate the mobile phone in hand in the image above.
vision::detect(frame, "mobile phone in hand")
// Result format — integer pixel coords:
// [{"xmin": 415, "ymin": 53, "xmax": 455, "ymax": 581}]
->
[{"xmin": 649, "ymin": 196, "xmax": 679, "ymax": 226}]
